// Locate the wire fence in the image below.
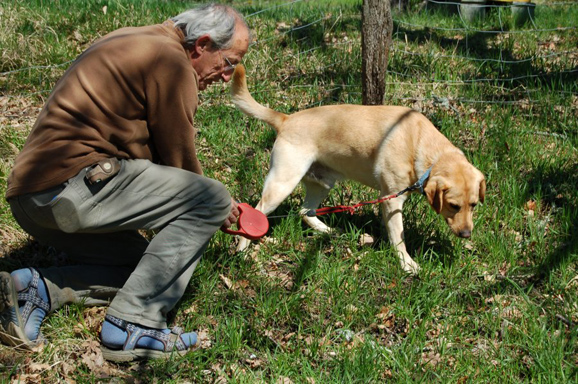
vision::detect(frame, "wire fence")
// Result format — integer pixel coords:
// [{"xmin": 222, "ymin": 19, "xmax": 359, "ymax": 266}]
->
[{"xmin": 1, "ymin": 0, "xmax": 577, "ymax": 110}]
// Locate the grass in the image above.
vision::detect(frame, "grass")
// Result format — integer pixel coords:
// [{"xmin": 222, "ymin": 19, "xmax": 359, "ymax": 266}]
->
[{"xmin": 1, "ymin": 0, "xmax": 577, "ymax": 382}]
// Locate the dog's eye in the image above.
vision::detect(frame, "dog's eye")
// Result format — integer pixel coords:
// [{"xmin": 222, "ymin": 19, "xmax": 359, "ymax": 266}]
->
[
  {"xmin": 470, "ymin": 203, "xmax": 477, "ymax": 209},
  {"xmin": 449, "ymin": 203, "xmax": 461, "ymax": 211}
]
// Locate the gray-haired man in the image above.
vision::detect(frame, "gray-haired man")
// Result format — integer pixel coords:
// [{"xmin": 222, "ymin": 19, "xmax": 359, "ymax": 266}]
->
[{"xmin": 1, "ymin": 3, "xmax": 250, "ymax": 362}]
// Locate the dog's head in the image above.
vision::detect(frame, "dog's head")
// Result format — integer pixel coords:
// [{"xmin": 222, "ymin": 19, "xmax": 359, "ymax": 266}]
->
[{"xmin": 423, "ymin": 155, "xmax": 486, "ymax": 238}]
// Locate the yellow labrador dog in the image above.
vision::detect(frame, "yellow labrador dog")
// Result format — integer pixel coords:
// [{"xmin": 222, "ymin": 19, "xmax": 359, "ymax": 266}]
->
[{"xmin": 231, "ymin": 65, "xmax": 485, "ymax": 274}]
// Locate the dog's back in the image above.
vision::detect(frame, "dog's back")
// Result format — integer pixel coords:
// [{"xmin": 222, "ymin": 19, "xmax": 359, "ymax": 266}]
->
[{"xmin": 231, "ymin": 65, "xmax": 420, "ymax": 147}]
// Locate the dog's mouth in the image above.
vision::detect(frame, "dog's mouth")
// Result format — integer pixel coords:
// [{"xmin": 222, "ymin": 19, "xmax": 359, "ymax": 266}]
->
[
  {"xmin": 457, "ymin": 229, "xmax": 472, "ymax": 238},
  {"xmin": 445, "ymin": 217, "xmax": 473, "ymax": 239},
  {"xmin": 448, "ymin": 223, "xmax": 473, "ymax": 239}
]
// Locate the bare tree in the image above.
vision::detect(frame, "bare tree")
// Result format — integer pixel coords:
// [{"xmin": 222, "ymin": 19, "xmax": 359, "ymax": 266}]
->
[{"xmin": 361, "ymin": 0, "xmax": 394, "ymax": 105}]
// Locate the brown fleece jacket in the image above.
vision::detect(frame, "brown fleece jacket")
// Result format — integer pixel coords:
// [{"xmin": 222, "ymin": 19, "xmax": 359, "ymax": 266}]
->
[{"xmin": 6, "ymin": 20, "xmax": 202, "ymax": 199}]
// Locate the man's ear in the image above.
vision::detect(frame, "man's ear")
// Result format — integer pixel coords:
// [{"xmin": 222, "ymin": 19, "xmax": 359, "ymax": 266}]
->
[
  {"xmin": 424, "ymin": 178, "xmax": 444, "ymax": 214},
  {"xmin": 194, "ymin": 34, "xmax": 213, "ymax": 54},
  {"xmin": 479, "ymin": 177, "xmax": 486, "ymax": 204}
]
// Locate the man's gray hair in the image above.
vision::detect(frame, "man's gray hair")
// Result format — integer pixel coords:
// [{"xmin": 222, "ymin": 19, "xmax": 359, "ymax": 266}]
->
[{"xmin": 171, "ymin": 3, "xmax": 249, "ymax": 50}]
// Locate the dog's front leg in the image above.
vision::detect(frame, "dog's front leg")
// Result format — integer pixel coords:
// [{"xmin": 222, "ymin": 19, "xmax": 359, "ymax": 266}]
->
[{"xmin": 381, "ymin": 198, "xmax": 420, "ymax": 274}]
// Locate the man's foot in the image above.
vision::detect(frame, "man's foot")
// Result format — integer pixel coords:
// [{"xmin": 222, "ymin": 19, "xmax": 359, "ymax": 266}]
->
[
  {"xmin": 100, "ymin": 314, "xmax": 198, "ymax": 362},
  {"xmin": 0, "ymin": 268, "xmax": 50, "ymax": 350}
]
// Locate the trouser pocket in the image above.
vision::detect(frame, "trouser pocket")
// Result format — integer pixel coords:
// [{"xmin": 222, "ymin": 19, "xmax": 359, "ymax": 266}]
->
[
  {"xmin": 50, "ymin": 184, "xmax": 85, "ymax": 233},
  {"xmin": 50, "ymin": 159, "xmax": 122, "ymax": 232}
]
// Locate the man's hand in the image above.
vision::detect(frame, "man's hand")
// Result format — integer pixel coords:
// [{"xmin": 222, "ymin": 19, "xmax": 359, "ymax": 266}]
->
[{"xmin": 221, "ymin": 198, "xmax": 240, "ymax": 229}]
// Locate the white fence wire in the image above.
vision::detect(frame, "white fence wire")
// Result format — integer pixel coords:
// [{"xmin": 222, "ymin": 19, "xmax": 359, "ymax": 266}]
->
[{"xmin": 1, "ymin": 0, "xmax": 576, "ymax": 109}]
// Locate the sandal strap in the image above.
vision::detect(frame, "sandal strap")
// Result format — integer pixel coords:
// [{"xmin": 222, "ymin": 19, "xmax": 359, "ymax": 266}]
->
[
  {"xmin": 105, "ymin": 314, "xmax": 128, "ymax": 329},
  {"xmin": 170, "ymin": 327, "xmax": 187, "ymax": 351},
  {"xmin": 105, "ymin": 315, "xmax": 187, "ymax": 352},
  {"xmin": 18, "ymin": 269, "xmax": 50, "ymax": 323}
]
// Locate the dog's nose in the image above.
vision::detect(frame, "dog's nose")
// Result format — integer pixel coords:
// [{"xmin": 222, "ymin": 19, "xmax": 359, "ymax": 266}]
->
[{"xmin": 459, "ymin": 229, "xmax": 471, "ymax": 238}]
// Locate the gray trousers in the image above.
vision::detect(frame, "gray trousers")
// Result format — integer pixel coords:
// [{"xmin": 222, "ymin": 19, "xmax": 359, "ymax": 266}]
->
[{"xmin": 9, "ymin": 159, "xmax": 231, "ymax": 329}]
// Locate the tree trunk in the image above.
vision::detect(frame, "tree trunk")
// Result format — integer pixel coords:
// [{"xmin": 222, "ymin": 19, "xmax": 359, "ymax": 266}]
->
[{"xmin": 361, "ymin": 0, "xmax": 393, "ymax": 105}]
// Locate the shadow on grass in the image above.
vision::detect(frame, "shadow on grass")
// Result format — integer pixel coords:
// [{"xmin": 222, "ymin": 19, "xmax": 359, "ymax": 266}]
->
[
  {"xmin": 0, "ymin": 239, "xmax": 65, "ymax": 273},
  {"xmin": 266, "ymin": 203, "xmax": 455, "ymax": 275},
  {"xmin": 526, "ymin": 161, "xmax": 578, "ymax": 281},
  {"xmin": 391, "ymin": 17, "xmax": 577, "ymax": 99}
]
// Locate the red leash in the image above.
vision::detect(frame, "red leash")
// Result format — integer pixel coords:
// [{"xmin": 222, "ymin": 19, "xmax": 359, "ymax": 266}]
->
[
  {"xmin": 311, "ymin": 193, "xmax": 399, "ymax": 216},
  {"xmin": 224, "ymin": 167, "xmax": 434, "ymax": 237},
  {"xmin": 308, "ymin": 166, "xmax": 433, "ymax": 217}
]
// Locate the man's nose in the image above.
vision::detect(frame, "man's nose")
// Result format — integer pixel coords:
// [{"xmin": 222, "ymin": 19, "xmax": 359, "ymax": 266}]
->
[{"xmin": 222, "ymin": 72, "xmax": 233, "ymax": 82}]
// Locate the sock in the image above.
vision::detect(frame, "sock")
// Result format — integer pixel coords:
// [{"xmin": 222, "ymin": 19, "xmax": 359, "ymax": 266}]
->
[{"xmin": 11, "ymin": 268, "xmax": 49, "ymax": 342}]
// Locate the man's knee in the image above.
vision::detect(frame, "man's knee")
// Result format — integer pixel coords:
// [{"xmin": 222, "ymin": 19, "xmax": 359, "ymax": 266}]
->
[{"xmin": 201, "ymin": 178, "xmax": 231, "ymax": 219}]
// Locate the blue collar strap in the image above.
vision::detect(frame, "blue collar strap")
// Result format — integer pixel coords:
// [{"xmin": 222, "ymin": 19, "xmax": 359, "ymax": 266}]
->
[{"xmin": 396, "ymin": 165, "xmax": 433, "ymax": 197}]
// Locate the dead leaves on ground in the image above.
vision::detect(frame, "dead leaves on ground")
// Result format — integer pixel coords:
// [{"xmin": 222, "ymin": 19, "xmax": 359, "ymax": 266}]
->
[
  {"xmin": 2, "ymin": 306, "xmax": 131, "ymax": 383},
  {"xmin": 4, "ymin": 340, "xmax": 131, "ymax": 384}
]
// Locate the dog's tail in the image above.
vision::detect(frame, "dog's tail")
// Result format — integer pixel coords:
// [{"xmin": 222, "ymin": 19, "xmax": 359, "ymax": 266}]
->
[{"xmin": 231, "ymin": 64, "xmax": 287, "ymax": 133}]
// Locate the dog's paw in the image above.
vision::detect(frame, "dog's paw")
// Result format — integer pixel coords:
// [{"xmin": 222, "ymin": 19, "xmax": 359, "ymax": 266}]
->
[
  {"xmin": 301, "ymin": 213, "xmax": 332, "ymax": 233},
  {"xmin": 400, "ymin": 258, "xmax": 421, "ymax": 275}
]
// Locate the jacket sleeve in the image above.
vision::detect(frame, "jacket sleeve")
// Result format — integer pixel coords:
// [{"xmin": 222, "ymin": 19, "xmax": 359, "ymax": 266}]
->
[{"xmin": 144, "ymin": 42, "xmax": 203, "ymax": 175}]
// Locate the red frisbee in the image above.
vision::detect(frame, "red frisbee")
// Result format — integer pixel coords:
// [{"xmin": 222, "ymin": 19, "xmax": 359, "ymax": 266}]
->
[{"xmin": 222, "ymin": 203, "xmax": 269, "ymax": 240}]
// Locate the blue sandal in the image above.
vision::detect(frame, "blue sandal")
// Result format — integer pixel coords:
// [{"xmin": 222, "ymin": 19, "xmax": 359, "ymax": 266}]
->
[
  {"xmin": 0, "ymin": 268, "xmax": 50, "ymax": 350},
  {"xmin": 100, "ymin": 314, "xmax": 198, "ymax": 362}
]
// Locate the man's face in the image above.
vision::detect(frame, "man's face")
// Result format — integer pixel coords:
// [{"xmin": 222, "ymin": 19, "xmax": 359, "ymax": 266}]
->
[{"xmin": 190, "ymin": 24, "xmax": 250, "ymax": 90}]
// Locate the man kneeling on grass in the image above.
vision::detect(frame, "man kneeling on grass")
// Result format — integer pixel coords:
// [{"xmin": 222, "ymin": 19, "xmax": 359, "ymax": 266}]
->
[{"xmin": 1, "ymin": 3, "xmax": 250, "ymax": 362}]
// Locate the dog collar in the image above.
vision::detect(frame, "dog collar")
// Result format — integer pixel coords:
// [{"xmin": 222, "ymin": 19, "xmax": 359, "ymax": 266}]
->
[
  {"xmin": 396, "ymin": 165, "xmax": 433, "ymax": 197},
  {"xmin": 417, "ymin": 165, "xmax": 433, "ymax": 195}
]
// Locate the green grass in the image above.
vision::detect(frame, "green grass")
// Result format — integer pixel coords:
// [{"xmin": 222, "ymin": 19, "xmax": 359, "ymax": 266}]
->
[{"xmin": 1, "ymin": 0, "xmax": 577, "ymax": 382}]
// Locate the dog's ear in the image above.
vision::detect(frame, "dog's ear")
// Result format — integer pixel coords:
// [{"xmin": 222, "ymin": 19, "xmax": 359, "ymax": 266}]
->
[
  {"xmin": 424, "ymin": 178, "xmax": 444, "ymax": 214},
  {"xmin": 479, "ymin": 177, "xmax": 486, "ymax": 204}
]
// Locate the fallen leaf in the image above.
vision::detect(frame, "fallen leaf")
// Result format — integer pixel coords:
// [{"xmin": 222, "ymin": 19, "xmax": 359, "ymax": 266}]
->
[
  {"xmin": 73, "ymin": 30, "xmax": 83, "ymax": 42},
  {"xmin": 80, "ymin": 340, "xmax": 106, "ymax": 374},
  {"xmin": 359, "ymin": 233, "xmax": 374, "ymax": 246},
  {"xmin": 219, "ymin": 274, "xmax": 233, "ymax": 289},
  {"xmin": 421, "ymin": 351, "xmax": 442, "ymax": 368}
]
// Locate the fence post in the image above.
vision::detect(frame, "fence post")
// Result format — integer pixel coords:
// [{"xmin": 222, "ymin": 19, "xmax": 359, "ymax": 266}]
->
[{"xmin": 361, "ymin": 0, "xmax": 393, "ymax": 105}]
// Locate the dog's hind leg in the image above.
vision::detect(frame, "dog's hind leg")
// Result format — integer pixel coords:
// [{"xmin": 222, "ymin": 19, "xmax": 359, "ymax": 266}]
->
[
  {"xmin": 380, "ymin": 197, "xmax": 421, "ymax": 274},
  {"xmin": 300, "ymin": 178, "xmax": 334, "ymax": 233}
]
